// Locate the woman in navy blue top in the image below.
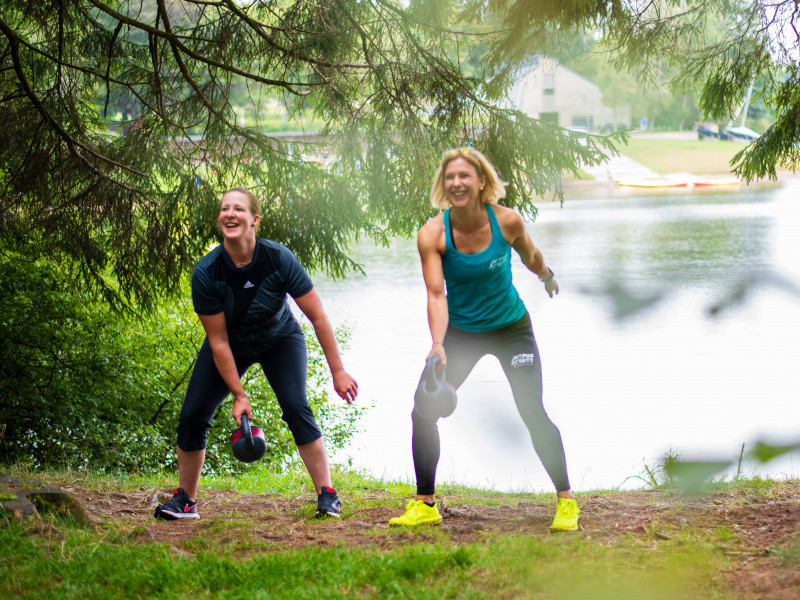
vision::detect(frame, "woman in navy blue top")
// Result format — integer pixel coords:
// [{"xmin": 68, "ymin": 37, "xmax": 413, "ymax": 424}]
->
[
  {"xmin": 155, "ymin": 187, "xmax": 358, "ymax": 521},
  {"xmin": 389, "ymin": 148, "xmax": 579, "ymax": 531}
]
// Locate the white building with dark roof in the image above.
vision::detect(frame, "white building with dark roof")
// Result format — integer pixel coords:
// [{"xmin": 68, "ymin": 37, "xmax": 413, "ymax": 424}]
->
[{"xmin": 508, "ymin": 56, "xmax": 630, "ymax": 131}]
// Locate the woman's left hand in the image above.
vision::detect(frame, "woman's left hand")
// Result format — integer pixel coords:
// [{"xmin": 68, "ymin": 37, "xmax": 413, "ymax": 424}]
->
[
  {"xmin": 332, "ymin": 369, "xmax": 358, "ymax": 404},
  {"xmin": 545, "ymin": 277, "xmax": 559, "ymax": 298}
]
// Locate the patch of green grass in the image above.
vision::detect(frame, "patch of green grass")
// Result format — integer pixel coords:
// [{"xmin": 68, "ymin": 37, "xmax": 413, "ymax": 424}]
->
[
  {"xmin": 620, "ymin": 138, "xmax": 744, "ymax": 175},
  {"xmin": 562, "ymin": 166, "xmax": 594, "ymax": 182},
  {"xmin": 775, "ymin": 542, "xmax": 800, "ymax": 567},
  {"xmin": 484, "ymin": 533, "xmax": 726, "ymax": 600},
  {"xmin": 1, "ymin": 520, "xmax": 728, "ymax": 600},
  {"xmin": 562, "ymin": 135, "xmax": 769, "ymax": 184},
  {"xmin": 714, "ymin": 526, "xmax": 740, "ymax": 543},
  {"xmin": 722, "ymin": 476, "xmax": 792, "ymax": 497},
  {"xmin": 5, "ymin": 466, "xmax": 794, "ymax": 599}
]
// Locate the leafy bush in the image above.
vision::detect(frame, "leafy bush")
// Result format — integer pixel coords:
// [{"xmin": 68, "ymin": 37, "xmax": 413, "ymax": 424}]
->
[{"xmin": 0, "ymin": 252, "xmax": 365, "ymax": 474}]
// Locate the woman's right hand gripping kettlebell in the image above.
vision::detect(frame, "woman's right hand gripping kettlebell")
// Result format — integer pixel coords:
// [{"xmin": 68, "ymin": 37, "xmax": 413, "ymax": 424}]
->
[
  {"xmin": 428, "ymin": 342, "xmax": 447, "ymax": 371},
  {"xmin": 231, "ymin": 393, "xmax": 253, "ymax": 427}
]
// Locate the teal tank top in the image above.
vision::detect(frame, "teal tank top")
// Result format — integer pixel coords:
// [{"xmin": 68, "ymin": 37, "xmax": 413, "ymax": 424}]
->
[{"xmin": 442, "ymin": 204, "xmax": 527, "ymax": 332}]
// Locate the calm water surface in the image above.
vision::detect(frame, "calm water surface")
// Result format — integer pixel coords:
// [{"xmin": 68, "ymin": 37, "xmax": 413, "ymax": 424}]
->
[{"xmin": 310, "ymin": 180, "xmax": 800, "ymax": 492}]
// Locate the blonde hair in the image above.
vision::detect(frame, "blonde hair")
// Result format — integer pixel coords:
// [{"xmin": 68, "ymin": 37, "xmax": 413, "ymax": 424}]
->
[
  {"xmin": 222, "ymin": 186, "xmax": 261, "ymax": 234},
  {"xmin": 429, "ymin": 148, "xmax": 507, "ymax": 209}
]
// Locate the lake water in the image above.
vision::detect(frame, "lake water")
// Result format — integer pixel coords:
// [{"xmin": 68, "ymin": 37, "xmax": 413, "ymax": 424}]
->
[{"xmin": 310, "ymin": 179, "xmax": 800, "ymax": 493}]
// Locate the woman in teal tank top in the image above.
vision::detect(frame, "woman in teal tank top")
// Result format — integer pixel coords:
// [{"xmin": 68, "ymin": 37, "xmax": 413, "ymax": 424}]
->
[
  {"xmin": 442, "ymin": 202, "xmax": 527, "ymax": 331},
  {"xmin": 389, "ymin": 148, "xmax": 580, "ymax": 532}
]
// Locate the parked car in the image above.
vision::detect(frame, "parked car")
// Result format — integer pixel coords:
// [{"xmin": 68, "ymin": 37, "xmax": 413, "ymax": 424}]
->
[
  {"xmin": 697, "ymin": 126, "xmax": 717, "ymax": 140},
  {"xmin": 697, "ymin": 126, "xmax": 731, "ymax": 140},
  {"xmin": 599, "ymin": 121, "xmax": 628, "ymax": 134}
]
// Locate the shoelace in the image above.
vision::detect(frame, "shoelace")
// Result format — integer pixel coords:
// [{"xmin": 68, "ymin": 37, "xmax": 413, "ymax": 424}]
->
[{"xmin": 558, "ymin": 501, "xmax": 578, "ymax": 518}]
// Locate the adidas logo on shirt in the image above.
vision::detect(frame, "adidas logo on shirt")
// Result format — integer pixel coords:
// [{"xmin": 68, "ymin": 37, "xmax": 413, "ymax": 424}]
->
[{"xmin": 243, "ymin": 280, "xmax": 255, "ymax": 289}]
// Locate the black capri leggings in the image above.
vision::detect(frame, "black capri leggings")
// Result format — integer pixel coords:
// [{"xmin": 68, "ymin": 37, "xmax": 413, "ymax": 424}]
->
[
  {"xmin": 177, "ymin": 329, "xmax": 322, "ymax": 451},
  {"xmin": 412, "ymin": 313, "xmax": 571, "ymax": 495}
]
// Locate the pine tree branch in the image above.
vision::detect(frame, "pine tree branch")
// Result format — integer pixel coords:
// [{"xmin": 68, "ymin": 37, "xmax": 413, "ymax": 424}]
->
[
  {"xmin": 0, "ymin": 14, "xmax": 148, "ymax": 186},
  {"xmin": 85, "ymin": 0, "xmax": 313, "ymax": 95}
]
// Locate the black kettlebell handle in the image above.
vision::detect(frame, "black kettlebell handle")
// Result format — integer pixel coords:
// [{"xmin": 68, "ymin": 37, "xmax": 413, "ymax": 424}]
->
[
  {"xmin": 424, "ymin": 355, "xmax": 445, "ymax": 391},
  {"xmin": 241, "ymin": 413, "xmax": 255, "ymax": 451}
]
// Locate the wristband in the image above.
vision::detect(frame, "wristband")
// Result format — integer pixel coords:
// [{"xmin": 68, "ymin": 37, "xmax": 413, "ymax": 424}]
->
[
  {"xmin": 234, "ymin": 392, "xmax": 248, "ymax": 400},
  {"xmin": 539, "ymin": 267, "xmax": 555, "ymax": 283}
]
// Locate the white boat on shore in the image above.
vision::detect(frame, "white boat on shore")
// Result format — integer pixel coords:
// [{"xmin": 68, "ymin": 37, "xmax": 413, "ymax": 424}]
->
[{"xmin": 616, "ymin": 172, "xmax": 741, "ymax": 189}]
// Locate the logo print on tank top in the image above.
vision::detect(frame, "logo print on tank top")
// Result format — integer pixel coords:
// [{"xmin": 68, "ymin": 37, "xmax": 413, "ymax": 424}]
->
[
  {"xmin": 243, "ymin": 280, "xmax": 254, "ymax": 289},
  {"xmin": 489, "ymin": 256, "xmax": 508, "ymax": 271}
]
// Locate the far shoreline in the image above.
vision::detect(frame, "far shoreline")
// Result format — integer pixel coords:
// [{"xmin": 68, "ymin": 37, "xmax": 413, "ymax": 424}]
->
[
  {"xmin": 550, "ymin": 172, "xmax": 793, "ymax": 202},
  {"xmin": 547, "ymin": 130, "xmax": 796, "ymax": 201}
]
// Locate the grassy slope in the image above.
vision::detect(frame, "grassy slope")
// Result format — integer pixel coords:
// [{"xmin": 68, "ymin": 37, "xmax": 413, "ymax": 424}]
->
[
  {"xmin": 3, "ymin": 465, "xmax": 799, "ymax": 599},
  {"xmin": 621, "ymin": 138, "xmax": 745, "ymax": 175},
  {"xmin": 561, "ymin": 136, "xmax": 747, "ymax": 183}
]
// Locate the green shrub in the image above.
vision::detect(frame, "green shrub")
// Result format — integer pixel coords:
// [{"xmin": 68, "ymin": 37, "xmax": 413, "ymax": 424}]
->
[{"xmin": 0, "ymin": 252, "xmax": 365, "ymax": 474}]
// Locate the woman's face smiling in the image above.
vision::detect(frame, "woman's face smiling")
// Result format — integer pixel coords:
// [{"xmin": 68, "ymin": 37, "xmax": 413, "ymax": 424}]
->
[
  {"xmin": 219, "ymin": 191, "xmax": 259, "ymax": 241},
  {"xmin": 444, "ymin": 157, "xmax": 485, "ymax": 208}
]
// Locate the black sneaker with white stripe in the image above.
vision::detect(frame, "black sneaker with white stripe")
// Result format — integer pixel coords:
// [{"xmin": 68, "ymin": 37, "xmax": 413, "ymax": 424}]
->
[
  {"xmin": 154, "ymin": 488, "xmax": 199, "ymax": 520},
  {"xmin": 315, "ymin": 487, "xmax": 341, "ymax": 518}
]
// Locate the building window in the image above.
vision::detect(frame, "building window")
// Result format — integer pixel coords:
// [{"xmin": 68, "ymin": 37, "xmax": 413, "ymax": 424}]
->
[
  {"xmin": 543, "ymin": 88, "xmax": 555, "ymax": 96},
  {"xmin": 540, "ymin": 112, "xmax": 559, "ymax": 125},
  {"xmin": 572, "ymin": 116, "xmax": 593, "ymax": 130}
]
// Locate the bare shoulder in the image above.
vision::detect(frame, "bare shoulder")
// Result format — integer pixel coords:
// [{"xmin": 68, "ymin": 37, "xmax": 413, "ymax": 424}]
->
[
  {"xmin": 491, "ymin": 204, "xmax": 526, "ymax": 239},
  {"xmin": 417, "ymin": 213, "xmax": 445, "ymax": 249}
]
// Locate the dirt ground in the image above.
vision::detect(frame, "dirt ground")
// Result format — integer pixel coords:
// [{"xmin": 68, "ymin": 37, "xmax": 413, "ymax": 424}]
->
[{"xmin": 43, "ymin": 483, "xmax": 800, "ymax": 599}]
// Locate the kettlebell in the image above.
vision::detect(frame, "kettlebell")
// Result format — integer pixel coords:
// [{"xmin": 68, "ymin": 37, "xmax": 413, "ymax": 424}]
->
[
  {"xmin": 230, "ymin": 414, "xmax": 267, "ymax": 463},
  {"xmin": 413, "ymin": 355, "xmax": 457, "ymax": 419}
]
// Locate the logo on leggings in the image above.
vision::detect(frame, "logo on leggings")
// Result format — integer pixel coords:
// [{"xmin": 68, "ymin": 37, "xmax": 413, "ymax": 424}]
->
[{"xmin": 510, "ymin": 353, "xmax": 536, "ymax": 368}]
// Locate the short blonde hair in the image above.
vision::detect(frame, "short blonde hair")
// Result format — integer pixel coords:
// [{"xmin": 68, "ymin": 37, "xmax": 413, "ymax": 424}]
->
[
  {"xmin": 429, "ymin": 147, "xmax": 507, "ymax": 210},
  {"xmin": 222, "ymin": 186, "xmax": 261, "ymax": 234}
]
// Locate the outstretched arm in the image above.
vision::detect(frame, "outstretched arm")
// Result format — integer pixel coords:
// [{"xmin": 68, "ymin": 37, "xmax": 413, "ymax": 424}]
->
[
  {"xmin": 198, "ymin": 312, "xmax": 251, "ymax": 426},
  {"xmin": 294, "ymin": 288, "xmax": 358, "ymax": 404},
  {"xmin": 417, "ymin": 220, "xmax": 449, "ymax": 367}
]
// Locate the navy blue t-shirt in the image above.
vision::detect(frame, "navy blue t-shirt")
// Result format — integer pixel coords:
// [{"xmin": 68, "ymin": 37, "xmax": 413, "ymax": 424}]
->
[{"xmin": 191, "ymin": 238, "xmax": 314, "ymax": 357}]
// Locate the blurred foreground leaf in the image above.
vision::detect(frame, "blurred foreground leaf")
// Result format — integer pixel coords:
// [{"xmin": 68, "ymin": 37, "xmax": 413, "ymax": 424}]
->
[
  {"xmin": 750, "ymin": 439, "xmax": 800, "ymax": 463},
  {"xmin": 663, "ymin": 460, "xmax": 731, "ymax": 494}
]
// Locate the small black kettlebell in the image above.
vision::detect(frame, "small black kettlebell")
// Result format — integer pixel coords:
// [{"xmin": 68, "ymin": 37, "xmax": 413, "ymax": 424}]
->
[
  {"xmin": 230, "ymin": 414, "xmax": 267, "ymax": 463},
  {"xmin": 414, "ymin": 355, "xmax": 457, "ymax": 419}
]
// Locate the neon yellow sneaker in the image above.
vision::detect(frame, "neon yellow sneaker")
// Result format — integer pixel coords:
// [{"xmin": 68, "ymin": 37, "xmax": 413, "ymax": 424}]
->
[
  {"xmin": 550, "ymin": 498, "xmax": 580, "ymax": 531},
  {"xmin": 389, "ymin": 499, "xmax": 442, "ymax": 526}
]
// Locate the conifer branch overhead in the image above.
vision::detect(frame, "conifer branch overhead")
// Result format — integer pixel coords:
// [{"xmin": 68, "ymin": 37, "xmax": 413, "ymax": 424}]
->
[{"xmin": 0, "ymin": 0, "xmax": 607, "ymax": 308}]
